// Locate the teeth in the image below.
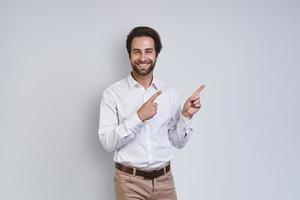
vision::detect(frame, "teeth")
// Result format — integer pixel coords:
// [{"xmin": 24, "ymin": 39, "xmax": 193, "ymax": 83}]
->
[{"xmin": 139, "ymin": 63, "xmax": 149, "ymax": 67}]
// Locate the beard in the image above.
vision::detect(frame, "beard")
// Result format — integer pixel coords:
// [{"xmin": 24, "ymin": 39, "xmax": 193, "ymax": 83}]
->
[{"xmin": 131, "ymin": 59, "xmax": 156, "ymax": 76}]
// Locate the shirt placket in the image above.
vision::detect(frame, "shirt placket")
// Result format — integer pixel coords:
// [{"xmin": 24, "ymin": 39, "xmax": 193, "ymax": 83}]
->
[{"xmin": 144, "ymin": 88, "xmax": 153, "ymax": 166}]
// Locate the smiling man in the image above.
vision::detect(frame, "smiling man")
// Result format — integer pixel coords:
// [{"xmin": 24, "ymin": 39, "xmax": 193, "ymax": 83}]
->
[{"xmin": 98, "ymin": 26, "xmax": 204, "ymax": 200}]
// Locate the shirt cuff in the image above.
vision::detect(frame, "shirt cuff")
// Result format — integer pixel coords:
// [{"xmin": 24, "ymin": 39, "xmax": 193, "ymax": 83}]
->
[
  {"xmin": 124, "ymin": 112, "xmax": 144, "ymax": 134},
  {"xmin": 179, "ymin": 113, "xmax": 193, "ymax": 139},
  {"xmin": 180, "ymin": 113, "xmax": 192, "ymax": 124}
]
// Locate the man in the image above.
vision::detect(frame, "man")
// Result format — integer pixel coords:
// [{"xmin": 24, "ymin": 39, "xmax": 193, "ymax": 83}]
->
[{"xmin": 98, "ymin": 26, "xmax": 204, "ymax": 200}]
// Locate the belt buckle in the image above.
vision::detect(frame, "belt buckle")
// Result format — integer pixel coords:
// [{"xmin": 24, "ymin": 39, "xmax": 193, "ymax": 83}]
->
[
  {"xmin": 146, "ymin": 169, "xmax": 162, "ymax": 179},
  {"xmin": 143, "ymin": 174, "xmax": 153, "ymax": 179},
  {"xmin": 143, "ymin": 169, "xmax": 155, "ymax": 179}
]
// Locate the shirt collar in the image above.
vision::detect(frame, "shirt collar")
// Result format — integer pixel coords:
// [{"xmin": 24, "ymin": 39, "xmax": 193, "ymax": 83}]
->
[{"xmin": 127, "ymin": 73, "xmax": 160, "ymax": 90}]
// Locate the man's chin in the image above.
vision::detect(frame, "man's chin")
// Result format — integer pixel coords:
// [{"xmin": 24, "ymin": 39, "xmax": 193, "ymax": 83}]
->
[
  {"xmin": 133, "ymin": 67, "xmax": 153, "ymax": 76},
  {"xmin": 136, "ymin": 70, "xmax": 151, "ymax": 76},
  {"xmin": 132, "ymin": 63, "xmax": 155, "ymax": 76}
]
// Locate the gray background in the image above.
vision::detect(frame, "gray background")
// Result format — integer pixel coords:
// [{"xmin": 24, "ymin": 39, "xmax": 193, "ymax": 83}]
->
[{"xmin": 1, "ymin": 0, "xmax": 299, "ymax": 200}]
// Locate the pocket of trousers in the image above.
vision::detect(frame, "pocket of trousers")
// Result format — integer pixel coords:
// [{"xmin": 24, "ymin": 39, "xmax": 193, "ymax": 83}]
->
[
  {"xmin": 156, "ymin": 171, "xmax": 174, "ymax": 182},
  {"xmin": 114, "ymin": 170, "xmax": 132, "ymax": 183}
]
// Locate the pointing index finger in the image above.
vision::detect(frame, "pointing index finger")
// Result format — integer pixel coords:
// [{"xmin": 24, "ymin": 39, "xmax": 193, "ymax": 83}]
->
[
  {"xmin": 148, "ymin": 91, "xmax": 162, "ymax": 102},
  {"xmin": 193, "ymin": 85, "xmax": 205, "ymax": 95}
]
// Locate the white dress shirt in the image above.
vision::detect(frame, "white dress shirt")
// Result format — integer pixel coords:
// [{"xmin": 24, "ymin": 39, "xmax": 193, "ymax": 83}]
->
[{"xmin": 98, "ymin": 73, "xmax": 193, "ymax": 169}]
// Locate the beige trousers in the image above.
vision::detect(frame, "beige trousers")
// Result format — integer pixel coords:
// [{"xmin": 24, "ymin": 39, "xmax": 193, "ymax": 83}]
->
[{"xmin": 114, "ymin": 169, "xmax": 177, "ymax": 200}]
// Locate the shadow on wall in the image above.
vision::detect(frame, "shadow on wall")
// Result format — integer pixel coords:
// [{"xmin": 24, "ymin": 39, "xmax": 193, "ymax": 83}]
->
[
  {"xmin": 84, "ymin": 82, "xmax": 116, "ymax": 199},
  {"xmin": 87, "ymin": 39, "xmax": 130, "ymax": 199}
]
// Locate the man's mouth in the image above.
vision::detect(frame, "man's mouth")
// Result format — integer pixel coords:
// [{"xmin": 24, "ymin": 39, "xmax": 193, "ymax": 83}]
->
[{"xmin": 137, "ymin": 62, "xmax": 151, "ymax": 68}]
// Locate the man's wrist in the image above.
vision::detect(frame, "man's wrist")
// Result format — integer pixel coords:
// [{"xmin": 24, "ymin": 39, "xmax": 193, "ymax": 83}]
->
[
  {"xmin": 182, "ymin": 110, "xmax": 192, "ymax": 119},
  {"xmin": 137, "ymin": 110, "xmax": 145, "ymax": 122}
]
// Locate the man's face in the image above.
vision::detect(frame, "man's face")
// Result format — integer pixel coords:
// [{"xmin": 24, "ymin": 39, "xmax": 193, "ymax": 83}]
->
[{"xmin": 130, "ymin": 36, "xmax": 157, "ymax": 76}]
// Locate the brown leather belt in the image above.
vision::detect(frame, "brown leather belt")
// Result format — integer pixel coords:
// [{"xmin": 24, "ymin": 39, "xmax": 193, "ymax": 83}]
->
[{"xmin": 115, "ymin": 162, "xmax": 171, "ymax": 179}]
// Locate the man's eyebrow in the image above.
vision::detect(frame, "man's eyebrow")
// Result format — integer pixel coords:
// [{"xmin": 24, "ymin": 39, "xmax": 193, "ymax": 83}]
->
[
  {"xmin": 145, "ymin": 48, "xmax": 154, "ymax": 51},
  {"xmin": 131, "ymin": 48, "xmax": 141, "ymax": 52}
]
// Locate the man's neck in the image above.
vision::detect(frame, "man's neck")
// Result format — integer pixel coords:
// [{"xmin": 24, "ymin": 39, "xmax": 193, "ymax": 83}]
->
[{"xmin": 131, "ymin": 71, "xmax": 153, "ymax": 89}]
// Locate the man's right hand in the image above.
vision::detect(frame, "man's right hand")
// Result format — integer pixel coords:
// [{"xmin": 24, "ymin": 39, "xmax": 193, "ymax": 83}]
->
[{"xmin": 137, "ymin": 91, "xmax": 162, "ymax": 122}]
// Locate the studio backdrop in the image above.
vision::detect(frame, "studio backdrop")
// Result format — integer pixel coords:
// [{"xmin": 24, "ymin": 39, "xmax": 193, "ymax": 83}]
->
[{"xmin": 1, "ymin": 0, "xmax": 299, "ymax": 200}]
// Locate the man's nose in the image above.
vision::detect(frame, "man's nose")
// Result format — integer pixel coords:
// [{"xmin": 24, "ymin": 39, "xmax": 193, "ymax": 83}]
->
[{"xmin": 139, "ymin": 53, "xmax": 146, "ymax": 61}]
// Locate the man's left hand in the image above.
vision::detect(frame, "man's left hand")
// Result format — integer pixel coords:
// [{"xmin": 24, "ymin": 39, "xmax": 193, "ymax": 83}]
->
[{"xmin": 182, "ymin": 85, "xmax": 205, "ymax": 119}]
